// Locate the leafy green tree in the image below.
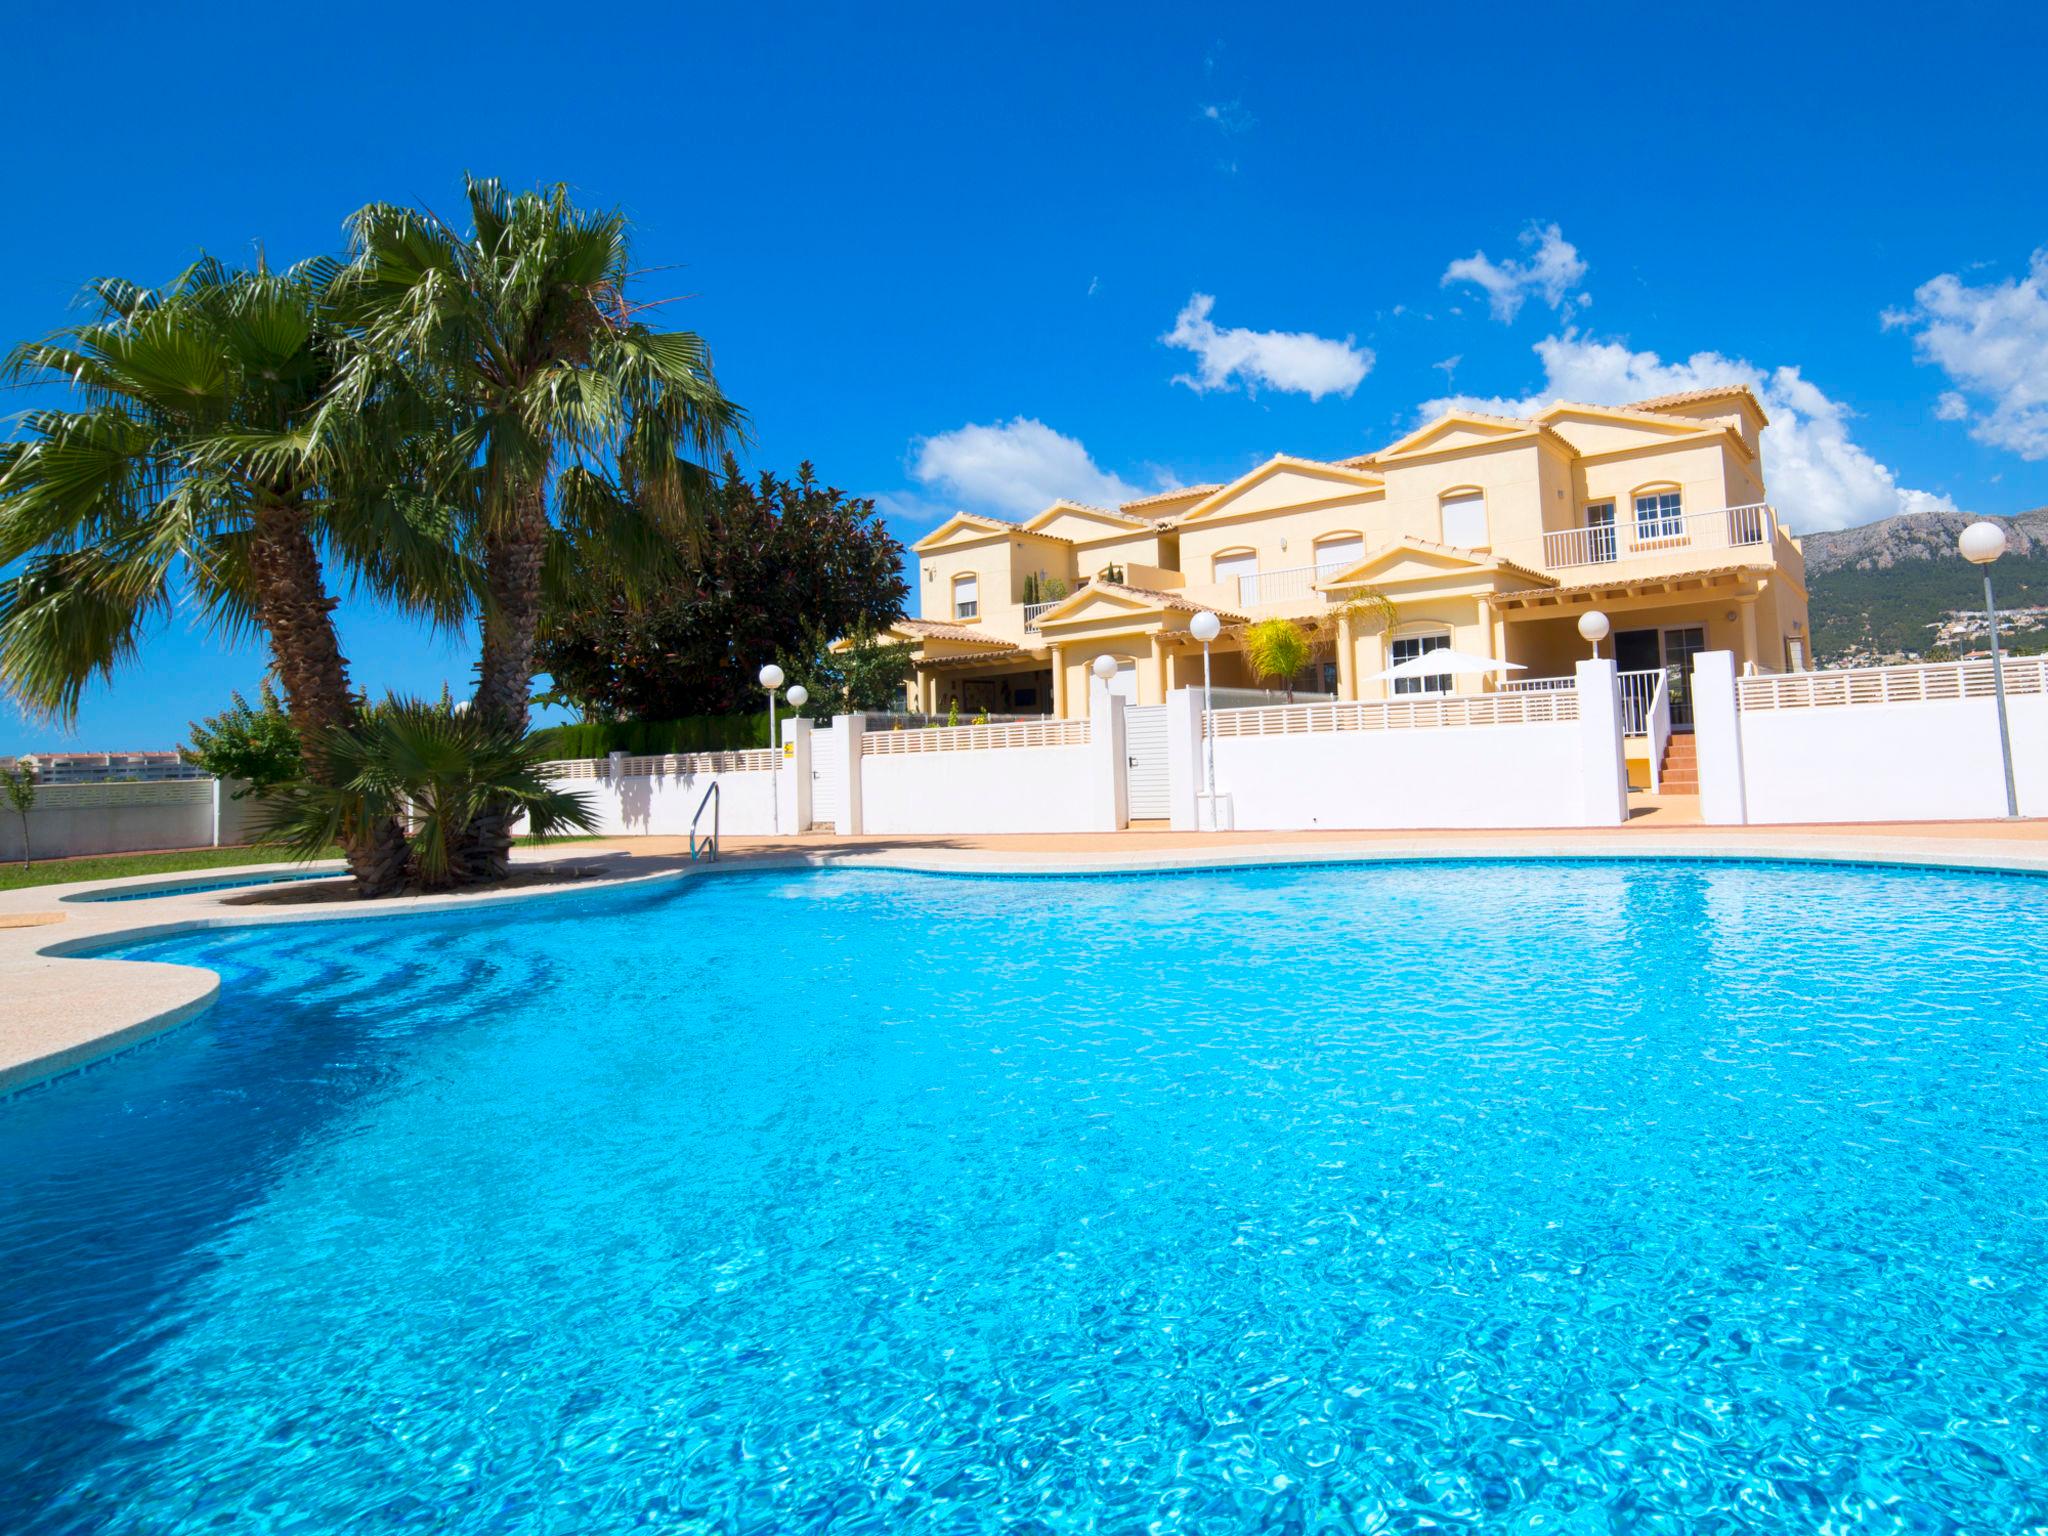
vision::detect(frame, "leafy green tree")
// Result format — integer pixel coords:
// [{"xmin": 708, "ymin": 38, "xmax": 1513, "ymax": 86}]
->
[
  {"xmin": 536, "ymin": 459, "xmax": 908, "ymax": 720},
  {"xmin": 334, "ymin": 177, "xmax": 742, "ymax": 877},
  {"xmin": 781, "ymin": 627, "xmax": 917, "ymax": 718},
  {"xmin": 1242, "ymin": 618, "xmax": 1314, "ymax": 702},
  {"xmin": 184, "ymin": 682, "xmax": 304, "ymax": 794},
  {"xmin": 0, "ymin": 259, "xmax": 445, "ymax": 895},
  {"xmin": 2, "ymin": 763, "xmax": 33, "ymax": 867},
  {"xmin": 259, "ymin": 699, "xmax": 596, "ymax": 891}
]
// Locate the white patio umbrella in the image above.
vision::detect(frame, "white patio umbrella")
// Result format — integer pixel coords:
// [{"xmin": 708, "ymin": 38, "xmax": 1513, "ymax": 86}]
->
[{"xmin": 1367, "ymin": 647, "xmax": 1527, "ymax": 681}]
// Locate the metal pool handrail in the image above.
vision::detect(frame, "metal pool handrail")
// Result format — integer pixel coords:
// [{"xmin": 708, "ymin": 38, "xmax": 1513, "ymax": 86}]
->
[{"xmin": 690, "ymin": 780, "xmax": 719, "ymax": 863}]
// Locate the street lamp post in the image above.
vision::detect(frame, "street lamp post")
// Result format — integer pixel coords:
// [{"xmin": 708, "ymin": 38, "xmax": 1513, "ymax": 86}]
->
[
  {"xmin": 1190, "ymin": 611, "xmax": 1222, "ymax": 824},
  {"xmin": 759, "ymin": 663, "xmax": 785, "ymax": 831},
  {"xmin": 1960, "ymin": 521, "xmax": 2019, "ymax": 818}
]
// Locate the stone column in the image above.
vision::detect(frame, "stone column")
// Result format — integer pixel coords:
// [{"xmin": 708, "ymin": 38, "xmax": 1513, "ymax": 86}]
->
[
  {"xmin": 1050, "ymin": 646, "xmax": 1067, "ymax": 718},
  {"xmin": 778, "ymin": 717, "xmax": 813, "ymax": 835},
  {"xmin": 828, "ymin": 714, "xmax": 864, "ymax": 836},
  {"xmin": 1691, "ymin": 650, "xmax": 1748, "ymax": 825},
  {"xmin": 1573, "ymin": 658, "xmax": 1628, "ymax": 826},
  {"xmin": 1165, "ymin": 686, "xmax": 1204, "ymax": 830},
  {"xmin": 1086, "ymin": 693, "xmax": 1129, "ymax": 831}
]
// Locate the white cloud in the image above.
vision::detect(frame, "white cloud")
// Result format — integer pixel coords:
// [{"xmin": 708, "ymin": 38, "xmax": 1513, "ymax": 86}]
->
[
  {"xmin": 1162, "ymin": 294, "xmax": 1372, "ymax": 401},
  {"xmin": 1441, "ymin": 223, "xmax": 1589, "ymax": 324},
  {"xmin": 909, "ymin": 418, "xmax": 1159, "ymax": 518},
  {"xmin": 1200, "ymin": 99, "xmax": 1254, "ymax": 134},
  {"xmin": 1887, "ymin": 249, "xmax": 2048, "ymax": 459},
  {"xmin": 1421, "ymin": 333, "xmax": 1956, "ymax": 532}
]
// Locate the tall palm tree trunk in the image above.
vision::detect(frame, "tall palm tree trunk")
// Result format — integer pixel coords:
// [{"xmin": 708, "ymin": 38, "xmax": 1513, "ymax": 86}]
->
[
  {"xmin": 247, "ymin": 503, "xmax": 409, "ymax": 895},
  {"xmin": 462, "ymin": 486, "xmax": 553, "ymax": 882}
]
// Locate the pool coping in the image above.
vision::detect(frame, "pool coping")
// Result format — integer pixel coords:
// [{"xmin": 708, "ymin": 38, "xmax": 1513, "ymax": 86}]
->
[{"xmin": 6, "ymin": 829, "xmax": 2048, "ymax": 1098}]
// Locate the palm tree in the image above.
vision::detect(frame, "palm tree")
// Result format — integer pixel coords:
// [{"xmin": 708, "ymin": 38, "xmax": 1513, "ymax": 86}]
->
[
  {"xmin": 1241, "ymin": 618, "xmax": 1315, "ymax": 702},
  {"xmin": 333, "ymin": 178, "xmax": 743, "ymax": 878},
  {"xmin": 0, "ymin": 260, "xmax": 449, "ymax": 895}
]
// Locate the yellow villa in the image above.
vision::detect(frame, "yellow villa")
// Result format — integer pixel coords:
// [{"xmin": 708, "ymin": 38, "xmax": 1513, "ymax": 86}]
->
[{"xmin": 887, "ymin": 385, "xmax": 1809, "ymax": 751}]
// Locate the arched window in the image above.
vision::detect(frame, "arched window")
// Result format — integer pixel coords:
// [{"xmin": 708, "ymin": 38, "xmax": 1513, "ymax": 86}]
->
[
  {"xmin": 1313, "ymin": 531, "xmax": 1365, "ymax": 574},
  {"xmin": 1212, "ymin": 547, "xmax": 1258, "ymax": 602},
  {"xmin": 951, "ymin": 572, "xmax": 979, "ymax": 620},
  {"xmin": 1632, "ymin": 485, "xmax": 1684, "ymax": 541},
  {"xmin": 1439, "ymin": 489, "xmax": 1488, "ymax": 548}
]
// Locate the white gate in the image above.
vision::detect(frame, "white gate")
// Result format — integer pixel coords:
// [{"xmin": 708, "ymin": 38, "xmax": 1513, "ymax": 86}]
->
[
  {"xmin": 811, "ymin": 724, "xmax": 842, "ymax": 830},
  {"xmin": 1124, "ymin": 704, "xmax": 1169, "ymax": 819}
]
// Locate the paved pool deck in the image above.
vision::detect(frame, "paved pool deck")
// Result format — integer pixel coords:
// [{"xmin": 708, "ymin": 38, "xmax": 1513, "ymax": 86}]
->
[{"xmin": 6, "ymin": 815, "xmax": 2048, "ymax": 1097}]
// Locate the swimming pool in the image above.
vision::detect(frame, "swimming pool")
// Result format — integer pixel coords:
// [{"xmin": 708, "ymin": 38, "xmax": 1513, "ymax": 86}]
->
[{"xmin": 3, "ymin": 860, "xmax": 2045, "ymax": 1531}]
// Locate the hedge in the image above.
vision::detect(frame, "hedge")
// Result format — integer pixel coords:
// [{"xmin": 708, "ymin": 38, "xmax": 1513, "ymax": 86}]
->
[{"xmin": 527, "ymin": 714, "xmax": 772, "ymax": 759}]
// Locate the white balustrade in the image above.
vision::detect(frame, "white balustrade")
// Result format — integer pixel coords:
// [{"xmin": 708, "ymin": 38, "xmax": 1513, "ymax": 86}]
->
[
  {"xmin": 1539, "ymin": 504, "xmax": 1776, "ymax": 570},
  {"xmin": 1738, "ymin": 656, "xmax": 2048, "ymax": 711}
]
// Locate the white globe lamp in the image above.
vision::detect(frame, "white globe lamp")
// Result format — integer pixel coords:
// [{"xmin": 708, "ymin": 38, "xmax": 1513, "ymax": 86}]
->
[
  {"xmin": 1091, "ymin": 654, "xmax": 1118, "ymax": 682},
  {"xmin": 1958, "ymin": 522, "xmax": 2018, "ymax": 815},
  {"xmin": 757, "ymin": 663, "xmax": 785, "ymax": 690},
  {"xmin": 1960, "ymin": 521, "xmax": 2008, "ymax": 566},
  {"xmin": 1577, "ymin": 609, "xmax": 1611, "ymax": 659},
  {"xmin": 1190, "ymin": 611, "xmax": 1221, "ymax": 645},
  {"xmin": 785, "ymin": 684, "xmax": 808, "ymax": 709}
]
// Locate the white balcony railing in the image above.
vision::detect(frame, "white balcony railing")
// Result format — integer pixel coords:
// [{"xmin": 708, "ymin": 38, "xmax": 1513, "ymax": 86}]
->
[
  {"xmin": 1504, "ymin": 668, "xmax": 1665, "ymax": 733},
  {"xmin": 1539, "ymin": 503, "xmax": 1775, "ymax": 570},
  {"xmin": 1230, "ymin": 562, "xmax": 1361, "ymax": 609},
  {"xmin": 1021, "ymin": 601, "xmax": 1060, "ymax": 631}
]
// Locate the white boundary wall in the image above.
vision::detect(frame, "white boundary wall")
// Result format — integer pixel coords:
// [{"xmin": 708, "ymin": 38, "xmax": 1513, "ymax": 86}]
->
[
  {"xmin": 853, "ymin": 702, "xmax": 1128, "ymax": 835},
  {"xmin": 537, "ymin": 749, "xmax": 785, "ymax": 837},
  {"xmin": 0, "ymin": 777, "xmax": 257, "ymax": 861},
  {"xmin": 1167, "ymin": 660, "xmax": 1628, "ymax": 831},
  {"xmin": 1694, "ymin": 651, "xmax": 2048, "ymax": 823}
]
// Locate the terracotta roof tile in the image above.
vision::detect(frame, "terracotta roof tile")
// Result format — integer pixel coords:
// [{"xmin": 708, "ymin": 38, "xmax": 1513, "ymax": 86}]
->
[
  {"xmin": 892, "ymin": 618, "xmax": 1017, "ymax": 645},
  {"xmin": 1623, "ymin": 384, "xmax": 1760, "ymax": 413},
  {"xmin": 1491, "ymin": 563, "xmax": 1762, "ymax": 602},
  {"xmin": 1118, "ymin": 484, "xmax": 1221, "ymax": 513}
]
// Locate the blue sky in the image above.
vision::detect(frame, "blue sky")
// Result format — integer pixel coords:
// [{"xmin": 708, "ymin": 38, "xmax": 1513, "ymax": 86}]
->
[{"xmin": 6, "ymin": 0, "xmax": 2047, "ymax": 752}]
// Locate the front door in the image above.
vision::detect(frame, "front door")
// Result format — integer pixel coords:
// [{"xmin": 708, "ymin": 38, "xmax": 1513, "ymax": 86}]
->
[{"xmin": 1662, "ymin": 626, "xmax": 1707, "ymax": 727}]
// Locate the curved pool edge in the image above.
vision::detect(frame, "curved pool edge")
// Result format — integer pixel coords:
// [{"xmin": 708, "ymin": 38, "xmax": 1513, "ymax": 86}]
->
[
  {"xmin": 0, "ymin": 852, "xmax": 725, "ymax": 1100},
  {"xmin": 5, "ymin": 830, "xmax": 2045, "ymax": 1100}
]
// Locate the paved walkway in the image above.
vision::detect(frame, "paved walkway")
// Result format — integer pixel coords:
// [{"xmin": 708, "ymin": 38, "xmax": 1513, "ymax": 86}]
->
[{"xmin": 5, "ymin": 816, "xmax": 2047, "ymax": 1097}]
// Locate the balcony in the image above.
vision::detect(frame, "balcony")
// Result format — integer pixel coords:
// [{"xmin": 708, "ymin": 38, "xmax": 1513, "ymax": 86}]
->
[
  {"xmin": 1539, "ymin": 503, "xmax": 1775, "ymax": 570},
  {"xmin": 1021, "ymin": 600, "xmax": 1060, "ymax": 631}
]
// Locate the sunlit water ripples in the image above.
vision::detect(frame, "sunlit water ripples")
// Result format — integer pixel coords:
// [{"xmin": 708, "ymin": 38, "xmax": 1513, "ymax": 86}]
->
[{"xmin": 3, "ymin": 861, "xmax": 2047, "ymax": 1532}]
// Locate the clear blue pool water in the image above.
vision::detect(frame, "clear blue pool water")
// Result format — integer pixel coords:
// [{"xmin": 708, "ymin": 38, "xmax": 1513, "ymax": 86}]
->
[{"xmin": 4, "ymin": 860, "xmax": 2048, "ymax": 1533}]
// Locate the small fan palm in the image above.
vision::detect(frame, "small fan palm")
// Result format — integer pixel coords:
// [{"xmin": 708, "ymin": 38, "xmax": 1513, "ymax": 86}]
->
[{"xmin": 260, "ymin": 701, "xmax": 596, "ymax": 891}]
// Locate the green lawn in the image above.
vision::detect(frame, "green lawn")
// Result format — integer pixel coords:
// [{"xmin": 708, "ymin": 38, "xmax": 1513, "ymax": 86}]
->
[{"xmin": 0, "ymin": 835, "xmax": 608, "ymax": 893}]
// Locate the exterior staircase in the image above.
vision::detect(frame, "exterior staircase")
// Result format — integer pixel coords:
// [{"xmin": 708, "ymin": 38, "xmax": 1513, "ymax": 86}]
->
[{"xmin": 1658, "ymin": 733, "xmax": 1699, "ymax": 794}]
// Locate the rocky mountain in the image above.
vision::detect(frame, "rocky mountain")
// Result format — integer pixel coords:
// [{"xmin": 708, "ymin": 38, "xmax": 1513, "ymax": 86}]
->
[{"xmin": 1802, "ymin": 506, "xmax": 2048, "ymax": 662}]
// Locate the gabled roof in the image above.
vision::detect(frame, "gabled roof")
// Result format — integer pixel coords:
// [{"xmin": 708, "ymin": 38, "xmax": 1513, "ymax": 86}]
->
[
  {"xmin": 1533, "ymin": 399, "xmax": 1755, "ymax": 463},
  {"xmin": 1174, "ymin": 455, "xmax": 1386, "ymax": 526},
  {"xmin": 1316, "ymin": 536, "xmax": 1553, "ymax": 593},
  {"xmin": 1019, "ymin": 499, "xmax": 1158, "ymax": 536},
  {"xmin": 1031, "ymin": 581, "xmax": 1246, "ymax": 630},
  {"xmin": 1373, "ymin": 410, "xmax": 1571, "ymax": 463},
  {"xmin": 910, "ymin": 511, "xmax": 1072, "ymax": 553}
]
